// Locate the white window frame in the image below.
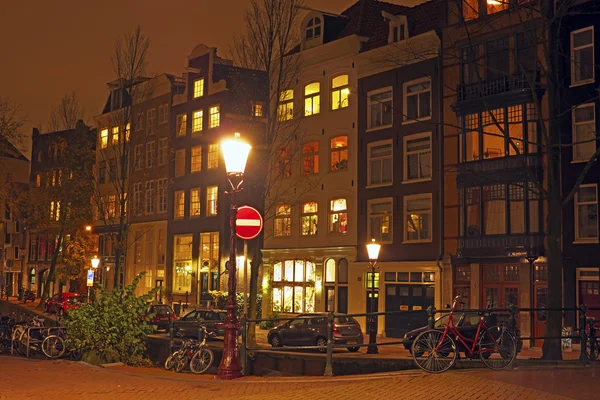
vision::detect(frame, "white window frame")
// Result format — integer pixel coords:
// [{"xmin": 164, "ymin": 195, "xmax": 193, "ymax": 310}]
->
[
  {"xmin": 403, "ymin": 132, "xmax": 432, "ymax": 183},
  {"xmin": 190, "ymin": 187, "xmax": 201, "ymax": 218},
  {"xmin": 158, "ymin": 138, "xmax": 168, "ymax": 166},
  {"xmin": 403, "ymin": 193, "xmax": 433, "ymax": 243},
  {"xmin": 147, "ymin": 108, "xmax": 157, "ymax": 135},
  {"xmin": 305, "ymin": 17, "xmax": 322, "ymax": 41},
  {"xmin": 145, "ymin": 141, "xmax": 155, "ymax": 169},
  {"xmin": 206, "ymin": 186, "xmax": 218, "ymax": 216},
  {"xmin": 571, "ymin": 26, "xmax": 595, "ymax": 87},
  {"xmin": 331, "ymin": 75, "xmax": 349, "ymax": 110},
  {"xmin": 157, "ymin": 178, "xmax": 167, "ymax": 213},
  {"xmin": 145, "ymin": 181, "xmax": 155, "ymax": 215},
  {"xmin": 134, "ymin": 145, "xmax": 143, "ymax": 170},
  {"xmin": 304, "ymin": 82, "xmax": 320, "ymax": 117},
  {"xmin": 367, "ymin": 198, "xmax": 393, "ymax": 244},
  {"xmin": 209, "ymin": 105, "xmax": 220, "ymax": 129},
  {"xmin": 174, "ymin": 190, "xmax": 185, "ymax": 220},
  {"xmin": 158, "ymin": 104, "xmax": 168, "ymax": 124},
  {"xmin": 367, "ymin": 86, "xmax": 393, "ymax": 131},
  {"xmin": 572, "ymin": 103, "xmax": 596, "ymax": 163},
  {"xmin": 574, "ymin": 184, "xmax": 599, "ymax": 243},
  {"xmin": 194, "ymin": 78, "xmax": 204, "ymax": 98},
  {"xmin": 403, "ymin": 77, "xmax": 432, "ymax": 124},
  {"xmin": 277, "ymin": 90, "xmax": 294, "ymax": 122},
  {"xmin": 388, "ymin": 17, "xmax": 407, "ymax": 44},
  {"xmin": 367, "ymin": 139, "xmax": 393, "ymax": 188}
]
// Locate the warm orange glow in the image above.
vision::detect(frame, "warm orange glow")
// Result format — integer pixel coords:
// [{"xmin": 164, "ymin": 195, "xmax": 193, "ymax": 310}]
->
[{"xmin": 85, "ymin": 225, "xmax": 92, "ymax": 232}]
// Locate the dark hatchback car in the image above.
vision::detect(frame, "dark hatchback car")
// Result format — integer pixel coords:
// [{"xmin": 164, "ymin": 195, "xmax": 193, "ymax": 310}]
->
[
  {"xmin": 145, "ymin": 304, "xmax": 178, "ymax": 331},
  {"xmin": 403, "ymin": 312, "xmax": 523, "ymax": 355},
  {"xmin": 173, "ymin": 309, "xmax": 227, "ymax": 338},
  {"xmin": 268, "ymin": 313, "xmax": 363, "ymax": 352}
]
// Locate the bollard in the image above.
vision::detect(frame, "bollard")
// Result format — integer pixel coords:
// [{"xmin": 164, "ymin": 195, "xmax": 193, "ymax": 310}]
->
[
  {"xmin": 324, "ymin": 312, "xmax": 334, "ymax": 377},
  {"xmin": 579, "ymin": 305, "xmax": 588, "ymax": 364},
  {"xmin": 240, "ymin": 314, "xmax": 247, "ymax": 375},
  {"xmin": 427, "ymin": 306, "xmax": 436, "ymax": 329}
]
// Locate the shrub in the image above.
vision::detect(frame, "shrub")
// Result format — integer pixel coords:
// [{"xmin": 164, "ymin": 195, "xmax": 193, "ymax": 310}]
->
[{"xmin": 63, "ymin": 272, "xmax": 159, "ymax": 365}]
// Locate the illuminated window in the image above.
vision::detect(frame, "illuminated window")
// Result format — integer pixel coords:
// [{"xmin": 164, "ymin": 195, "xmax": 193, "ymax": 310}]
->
[
  {"xmin": 206, "ymin": 186, "xmax": 218, "ymax": 216},
  {"xmin": 209, "ymin": 105, "xmax": 220, "ymax": 128},
  {"xmin": 304, "ymin": 82, "xmax": 320, "ymax": 116},
  {"xmin": 35, "ymin": 174, "xmax": 41, "ymax": 187},
  {"xmin": 200, "ymin": 232, "xmax": 219, "ymax": 283},
  {"xmin": 190, "ymin": 188, "xmax": 201, "ymax": 217},
  {"xmin": 303, "ymin": 142, "xmax": 319, "ymax": 175},
  {"xmin": 369, "ymin": 199, "xmax": 392, "ymax": 243},
  {"xmin": 277, "ymin": 90, "xmax": 294, "ymax": 121},
  {"xmin": 462, "ymin": 0, "xmax": 479, "ymax": 21},
  {"xmin": 278, "ymin": 146, "xmax": 292, "ymax": 177},
  {"xmin": 194, "ymin": 78, "xmax": 204, "ymax": 98},
  {"xmin": 192, "ymin": 110, "xmax": 203, "ymax": 133},
  {"xmin": 331, "ymin": 75, "xmax": 349, "ymax": 110},
  {"xmin": 107, "ymin": 195, "xmax": 116, "ymax": 218},
  {"xmin": 125, "ymin": 123, "xmax": 131, "ymax": 142},
  {"xmin": 191, "ymin": 146, "xmax": 202, "ymax": 172},
  {"xmin": 306, "ymin": 17, "xmax": 322, "ymax": 41},
  {"xmin": 173, "ymin": 235, "xmax": 193, "ymax": 293},
  {"xmin": 329, "ymin": 199, "xmax": 347, "ymax": 234},
  {"xmin": 100, "ymin": 129, "xmax": 108, "ymax": 149},
  {"xmin": 252, "ymin": 101, "xmax": 264, "ymax": 117},
  {"xmin": 487, "ymin": 0, "xmax": 507, "ymax": 15},
  {"xmin": 208, "ymin": 144, "xmax": 219, "ymax": 169},
  {"xmin": 274, "ymin": 204, "xmax": 291, "ymax": 237},
  {"xmin": 176, "ymin": 114, "xmax": 187, "ymax": 136},
  {"xmin": 330, "ymin": 136, "xmax": 348, "ymax": 171},
  {"xmin": 174, "ymin": 190, "xmax": 185, "ymax": 219},
  {"xmin": 272, "ymin": 260, "xmax": 316, "ymax": 313},
  {"xmin": 405, "ymin": 194, "xmax": 432, "ymax": 242},
  {"xmin": 111, "ymin": 126, "xmax": 119, "ymax": 144},
  {"xmin": 147, "ymin": 108, "xmax": 157, "ymax": 135},
  {"xmin": 49, "ymin": 201, "xmax": 61, "ymax": 221},
  {"xmin": 301, "ymin": 202, "xmax": 318, "ymax": 236}
]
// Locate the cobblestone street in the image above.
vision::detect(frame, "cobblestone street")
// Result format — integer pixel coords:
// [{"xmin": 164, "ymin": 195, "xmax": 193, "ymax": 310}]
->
[{"xmin": 1, "ymin": 356, "xmax": 597, "ymax": 400}]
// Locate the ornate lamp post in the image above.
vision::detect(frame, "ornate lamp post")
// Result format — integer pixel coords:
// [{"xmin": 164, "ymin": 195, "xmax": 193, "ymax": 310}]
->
[
  {"xmin": 217, "ymin": 132, "xmax": 251, "ymax": 380},
  {"xmin": 366, "ymin": 239, "xmax": 381, "ymax": 354},
  {"xmin": 90, "ymin": 256, "xmax": 100, "ymax": 303}
]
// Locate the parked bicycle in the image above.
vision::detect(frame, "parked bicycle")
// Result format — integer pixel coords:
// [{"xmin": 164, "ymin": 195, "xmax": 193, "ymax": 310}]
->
[
  {"xmin": 164, "ymin": 326, "xmax": 215, "ymax": 374},
  {"xmin": 411, "ymin": 295, "xmax": 517, "ymax": 373},
  {"xmin": 11, "ymin": 315, "xmax": 46, "ymax": 356},
  {"xmin": 0, "ymin": 313, "xmax": 16, "ymax": 353}
]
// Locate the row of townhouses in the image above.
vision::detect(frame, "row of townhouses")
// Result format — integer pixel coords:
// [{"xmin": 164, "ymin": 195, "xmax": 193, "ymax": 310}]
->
[{"xmin": 2, "ymin": 0, "xmax": 600, "ymax": 345}]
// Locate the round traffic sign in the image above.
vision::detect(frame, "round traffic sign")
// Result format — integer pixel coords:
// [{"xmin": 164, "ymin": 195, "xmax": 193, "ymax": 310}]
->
[{"xmin": 236, "ymin": 206, "xmax": 263, "ymax": 240}]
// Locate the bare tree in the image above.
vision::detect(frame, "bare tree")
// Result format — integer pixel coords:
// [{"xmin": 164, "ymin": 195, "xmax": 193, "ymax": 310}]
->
[
  {"xmin": 48, "ymin": 92, "xmax": 85, "ymax": 131},
  {"xmin": 0, "ymin": 96, "xmax": 26, "ymax": 156}
]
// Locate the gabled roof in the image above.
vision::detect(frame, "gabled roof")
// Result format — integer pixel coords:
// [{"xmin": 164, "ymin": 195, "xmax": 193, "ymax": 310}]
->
[{"xmin": 0, "ymin": 137, "xmax": 28, "ymax": 162}]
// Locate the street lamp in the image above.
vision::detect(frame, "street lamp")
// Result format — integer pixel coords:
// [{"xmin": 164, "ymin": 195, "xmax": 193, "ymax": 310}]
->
[
  {"xmin": 366, "ymin": 239, "xmax": 381, "ymax": 354},
  {"xmin": 89, "ymin": 256, "xmax": 100, "ymax": 303},
  {"xmin": 217, "ymin": 132, "xmax": 251, "ymax": 380}
]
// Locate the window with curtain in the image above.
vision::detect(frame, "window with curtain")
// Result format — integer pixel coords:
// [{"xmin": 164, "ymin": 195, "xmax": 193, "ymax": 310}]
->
[
  {"xmin": 329, "ymin": 198, "xmax": 348, "ymax": 234},
  {"xmin": 482, "ymin": 108, "xmax": 505, "ymax": 159},
  {"xmin": 303, "ymin": 142, "xmax": 319, "ymax": 174},
  {"xmin": 301, "ymin": 202, "xmax": 318, "ymax": 236},
  {"xmin": 304, "ymin": 83, "xmax": 320, "ymax": 116},
  {"xmin": 483, "ymin": 184, "xmax": 506, "ymax": 235},
  {"xmin": 331, "ymin": 75, "xmax": 349, "ymax": 110},
  {"xmin": 330, "ymin": 136, "xmax": 348, "ymax": 171}
]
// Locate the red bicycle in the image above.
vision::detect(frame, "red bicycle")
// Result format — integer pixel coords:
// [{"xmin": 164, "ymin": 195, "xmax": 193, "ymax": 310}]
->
[{"xmin": 411, "ymin": 295, "xmax": 517, "ymax": 373}]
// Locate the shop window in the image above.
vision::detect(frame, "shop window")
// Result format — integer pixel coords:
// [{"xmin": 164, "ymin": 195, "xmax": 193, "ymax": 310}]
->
[{"xmin": 272, "ymin": 260, "xmax": 316, "ymax": 313}]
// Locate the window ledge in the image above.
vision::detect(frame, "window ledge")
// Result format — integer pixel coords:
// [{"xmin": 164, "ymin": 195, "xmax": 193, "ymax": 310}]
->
[
  {"xmin": 573, "ymin": 240, "xmax": 599, "ymax": 244},
  {"xmin": 366, "ymin": 183, "xmax": 393, "ymax": 189},
  {"xmin": 572, "ymin": 159, "xmax": 595, "ymax": 164},
  {"xmin": 366, "ymin": 124, "xmax": 393, "ymax": 133},
  {"xmin": 330, "ymin": 106, "xmax": 350, "ymax": 112},
  {"xmin": 570, "ymin": 79, "xmax": 595, "ymax": 88},
  {"xmin": 402, "ymin": 177, "xmax": 432, "ymax": 185},
  {"xmin": 402, "ymin": 116, "xmax": 431, "ymax": 126},
  {"xmin": 403, "ymin": 239, "xmax": 433, "ymax": 244}
]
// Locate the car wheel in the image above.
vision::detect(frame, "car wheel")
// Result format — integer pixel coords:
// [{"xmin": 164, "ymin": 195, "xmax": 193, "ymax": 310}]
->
[
  {"xmin": 347, "ymin": 346, "xmax": 360, "ymax": 353},
  {"xmin": 316, "ymin": 337, "xmax": 327, "ymax": 353},
  {"xmin": 270, "ymin": 334, "xmax": 282, "ymax": 348}
]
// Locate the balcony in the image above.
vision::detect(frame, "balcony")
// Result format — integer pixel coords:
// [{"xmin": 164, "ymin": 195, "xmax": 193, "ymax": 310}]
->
[
  {"xmin": 456, "ymin": 154, "xmax": 542, "ymax": 188},
  {"xmin": 458, "ymin": 233, "xmax": 545, "ymax": 259}
]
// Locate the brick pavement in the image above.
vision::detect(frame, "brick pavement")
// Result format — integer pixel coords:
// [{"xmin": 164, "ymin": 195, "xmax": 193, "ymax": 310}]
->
[{"xmin": 1, "ymin": 355, "xmax": 596, "ymax": 400}]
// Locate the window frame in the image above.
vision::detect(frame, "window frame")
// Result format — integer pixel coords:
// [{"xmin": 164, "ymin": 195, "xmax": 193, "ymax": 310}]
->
[
  {"xmin": 134, "ymin": 144, "xmax": 144, "ymax": 170},
  {"xmin": 572, "ymin": 103, "xmax": 596, "ymax": 163},
  {"xmin": 206, "ymin": 186, "xmax": 218, "ymax": 216},
  {"xmin": 301, "ymin": 201, "xmax": 318, "ymax": 236},
  {"xmin": 145, "ymin": 181, "xmax": 156, "ymax": 215},
  {"xmin": 190, "ymin": 187, "xmax": 201, "ymax": 218},
  {"xmin": 302, "ymin": 141, "xmax": 319, "ymax": 175},
  {"xmin": 570, "ymin": 26, "xmax": 595, "ymax": 87},
  {"xmin": 367, "ymin": 86, "xmax": 393, "ymax": 131},
  {"xmin": 146, "ymin": 108, "xmax": 157, "ymax": 135},
  {"xmin": 305, "ymin": 17, "xmax": 322, "ymax": 41},
  {"xmin": 304, "ymin": 82, "xmax": 321, "ymax": 117},
  {"xmin": 192, "ymin": 110, "xmax": 203, "ymax": 134},
  {"xmin": 330, "ymin": 135, "xmax": 348, "ymax": 172},
  {"xmin": 331, "ymin": 75, "xmax": 349, "ymax": 110},
  {"xmin": 328, "ymin": 198, "xmax": 348, "ymax": 235},
  {"xmin": 209, "ymin": 105, "xmax": 220, "ymax": 129},
  {"xmin": 100, "ymin": 129, "xmax": 108, "ymax": 149},
  {"xmin": 403, "ymin": 77, "xmax": 432, "ymax": 124},
  {"xmin": 176, "ymin": 113, "xmax": 187, "ymax": 137},
  {"xmin": 157, "ymin": 178, "xmax": 167, "ymax": 213},
  {"xmin": 145, "ymin": 141, "xmax": 156, "ymax": 169},
  {"xmin": 208, "ymin": 144, "xmax": 219, "ymax": 169},
  {"xmin": 274, "ymin": 204, "xmax": 292, "ymax": 237},
  {"xmin": 174, "ymin": 190, "xmax": 185, "ymax": 220},
  {"xmin": 367, "ymin": 139, "xmax": 393, "ymax": 188},
  {"xmin": 574, "ymin": 184, "xmax": 599, "ymax": 243},
  {"xmin": 191, "ymin": 145, "xmax": 202, "ymax": 173},
  {"xmin": 174, "ymin": 149, "xmax": 186, "ymax": 177},
  {"xmin": 277, "ymin": 90, "xmax": 294, "ymax": 122},
  {"xmin": 367, "ymin": 197, "xmax": 393, "ymax": 244},
  {"xmin": 193, "ymin": 78, "xmax": 205, "ymax": 98},
  {"xmin": 157, "ymin": 138, "xmax": 168, "ymax": 166},
  {"xmin": 403, "ymin": 132, "xmax": 432, "ymax": 183},
  {"xmin": 404, "ymin": 193, "xmax": 433, "ymax": 243}
]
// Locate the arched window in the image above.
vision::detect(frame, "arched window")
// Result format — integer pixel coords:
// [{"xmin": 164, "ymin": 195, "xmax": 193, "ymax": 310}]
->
[{"xmin": 306, "ymin": 17, "xmax": 322, "ymax": 41}]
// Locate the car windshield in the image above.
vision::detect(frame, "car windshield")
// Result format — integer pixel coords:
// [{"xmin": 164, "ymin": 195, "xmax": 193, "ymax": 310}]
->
[
  {"xmin": 152, "ymin": 305, "xmax": 172, "ymax": 314},
  {"xmin": 334, "ymin": 316, "xmax": 358, "ymax": 324},
  {"xmin": 434, "ymin": 315, "xmax": 450, "ymax": 327},
  {"xmin": 67, "ymin": 296, "xmax": 83, "ymax": 304}
]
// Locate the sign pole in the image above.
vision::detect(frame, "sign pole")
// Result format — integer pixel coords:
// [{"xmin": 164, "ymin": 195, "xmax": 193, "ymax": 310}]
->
[{"xmin": 243, "ymin": 240, "xmax": 248, "ymax": 316}]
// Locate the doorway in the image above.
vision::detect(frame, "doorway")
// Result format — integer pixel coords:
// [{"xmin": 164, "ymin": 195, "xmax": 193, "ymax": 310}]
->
[
  {"xmin": 481, "ymin": 265, "xmax": 520, "ymax": 309},
  {"xmin": 384, "ymin": 284, "xmax": 434, "ymax": 338}
]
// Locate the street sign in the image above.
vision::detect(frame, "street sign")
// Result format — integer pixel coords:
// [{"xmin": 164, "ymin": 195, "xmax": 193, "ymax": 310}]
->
[
  {"xmin": 87, "ymin": 269, "xmax": 95, "ymax": 287},
  {"xmin": 236, "ymin": 206, "xmax": 263, "ymax": 240}
]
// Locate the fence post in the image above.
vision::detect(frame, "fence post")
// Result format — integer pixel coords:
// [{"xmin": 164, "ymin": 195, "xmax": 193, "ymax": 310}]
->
[
  {"xmin": 169, "ymin": 318, "xmax": 174, "ymax": 353},
  {"xmin": 579, "ymin": 305, "xmax": 588, "ymax": 364},
  {"xmin": 588, "ymin": 317, "xmax": 596, "ymax": 362},
  {"xmin": 427, "ymin": 306, "xmax": 436, "ymax": 329},
  {"xmin": 240, "ymin": 314, "xmax": 247, "ymax": 375},
  {"xmin": 324, "ymin": 312, "xmax": 334, "ymax": 377}
]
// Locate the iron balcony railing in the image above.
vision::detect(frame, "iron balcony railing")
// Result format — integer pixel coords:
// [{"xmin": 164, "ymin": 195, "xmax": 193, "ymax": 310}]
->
[
  {"xmin": 457, "ymin": 72, "xmax": 539, "ymax": 102},
  {"xmin": 458, "ymin": 233, "xmax": 545, "ymax": 258}
]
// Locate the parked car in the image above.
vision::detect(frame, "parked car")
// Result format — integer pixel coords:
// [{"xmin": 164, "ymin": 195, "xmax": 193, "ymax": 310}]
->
[
  {"xmin": 44, "ymin": 292, "xmax": 85, "ymax": 316},
  {"xmin": 268, "ymin": 313, "xmax": 363, "ymax": 352},
  {"xmin": 173, "ymin": 309, "xmax": 227, "ymax": 338},
  {"xmin": 403, "ymin": 311, "xmax": 523, "ymax": 355},
  {"xmin": 145, "ymin": 304, "xmax": 178, "ymax": 331}
]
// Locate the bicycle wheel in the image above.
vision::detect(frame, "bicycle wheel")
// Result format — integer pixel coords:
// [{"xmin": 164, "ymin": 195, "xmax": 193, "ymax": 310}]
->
[
  {"xmin": 164, "ymin": 351, "xmax": 181, "ymax": 370},
  {"xmin": 12, "ymin": 327, "xmax": 27, "ymax": 356},
  {"xmin": 411, "ymin": 329, "xmax": 458, "ymax": 373},
  {"xmin": 478, "ymin": 326, "xmax": 516, "ymax": 370},
  {"xmin": 42, "ymin": 335, "xmax": 65, "ymax": 359},
  {"xmin": 175, "ymin": 355, "xmax": 188, "ymax": 372},
  {"xmin": 189, "ymin": 348, "xmax": 214, "ymax": 374}
]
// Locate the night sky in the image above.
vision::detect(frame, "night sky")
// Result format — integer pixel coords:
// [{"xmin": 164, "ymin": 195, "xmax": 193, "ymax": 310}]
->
[{"xmin": 1, "ymin": 0, "xmax": 423, "ymax": 156}]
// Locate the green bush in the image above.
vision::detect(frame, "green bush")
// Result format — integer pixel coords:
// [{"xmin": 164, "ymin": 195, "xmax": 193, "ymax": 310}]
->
[
  {"xmin": 63, "ymin": 272, "xmax": 159, "ymax": 365},
  {"xmin": 259, "ymin": 305, "xmax": 281, "ymax": 330},
  {"xmin": 208, "ymin": 290, "xmax": 262, "ymax": 317}
]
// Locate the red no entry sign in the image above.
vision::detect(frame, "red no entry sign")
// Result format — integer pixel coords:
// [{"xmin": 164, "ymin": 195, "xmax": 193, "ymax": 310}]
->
[{"xmin": 236, "ymin": 206, "xmax": 263, "ymax": 240}]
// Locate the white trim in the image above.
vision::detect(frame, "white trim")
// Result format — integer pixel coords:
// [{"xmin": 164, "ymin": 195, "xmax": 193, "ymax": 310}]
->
[
  {"xmin": 367, "ymin": 86, "xmax": 393, "ymax": 130},
  {"xmin": 571, "ymin": 103, "xmax": 596, "ymax": 162},
  {"xmin": 403, "ymin": 193, "xmax": 433, "ymax": 244},
  {"xmin": 570, "ymin": 26, "xmax": 595, "ymax": 87},
  {"xmin": 367, "ymin": 139, "xmax": 393, "ymax": 187},
  {"xmin": 367, "ymin": 197, "xmax": 394, "ymax": 244},
  {"xmin": 403, "ymin": 132, "xmax": 432, "ymax": 183},
  {"xmin": 402, "ymin": 77, "xmax": 432, "ymax": 124},
  {"xmin": 574, "ymin": 183, "xmax": 599, "ymax": 243}
]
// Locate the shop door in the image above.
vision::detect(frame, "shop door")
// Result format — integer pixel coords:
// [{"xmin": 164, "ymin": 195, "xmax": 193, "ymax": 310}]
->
[{"xmin": 384, "ymin": 284, "xmax": 434, "ymax": 338}]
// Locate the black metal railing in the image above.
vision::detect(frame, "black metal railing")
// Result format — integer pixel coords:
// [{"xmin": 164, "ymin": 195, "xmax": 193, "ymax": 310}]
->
[
  {"xmin": 457, "ymin": 72, "xmax": 538, "ymax": 102},
  {"xmin": 458, "ymin": 233, "xmax": 545, "ymax": 258},
  {"xmin": 456, "ymin": 154, "xmax": 542, "ymax": 186}
]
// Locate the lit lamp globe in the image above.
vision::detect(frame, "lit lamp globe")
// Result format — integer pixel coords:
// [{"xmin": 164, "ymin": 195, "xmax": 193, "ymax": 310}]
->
[
  {"xmin": 366, "ymin": 239, "xmax": 381, "ymax": 262},
  {"xmin": 91, "ymin": 256, "xmax": 100, "ymax": 269},
  {"xmin": 221, "ymin": 132, "xmax": 252, "ymax": 179}
]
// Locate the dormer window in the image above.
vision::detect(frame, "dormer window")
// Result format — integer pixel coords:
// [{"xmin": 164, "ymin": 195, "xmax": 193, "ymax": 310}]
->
[
  {"xmin": 392, "ymin": 25, "xmax": 405, "ymax": 42},
  {"xmin": 386, "ymin": 14, "xmax": 408, "ymax": 44},
  {"xmin": 306, "ymin": 17, "xmax": 322, "ymax": 41}
]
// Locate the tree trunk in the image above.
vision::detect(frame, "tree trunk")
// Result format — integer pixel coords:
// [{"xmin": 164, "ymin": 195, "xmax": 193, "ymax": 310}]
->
[
  {"xmin": 37, "ymin": 233, "xmax": 64, "ymax": 309},
  {"xmin": 541, "ymin": 0, "xmax": 562, "ymax": 360}
]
